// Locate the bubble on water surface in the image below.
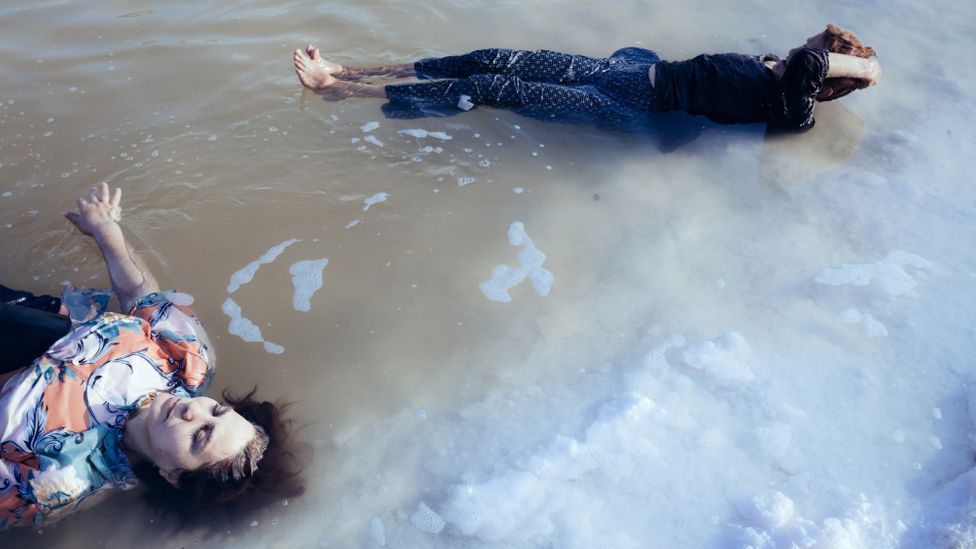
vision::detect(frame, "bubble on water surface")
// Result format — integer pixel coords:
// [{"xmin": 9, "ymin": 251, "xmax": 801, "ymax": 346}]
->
[{"xmin": 457, "ymin": 177, "xmax": 477, "ymax": 187}]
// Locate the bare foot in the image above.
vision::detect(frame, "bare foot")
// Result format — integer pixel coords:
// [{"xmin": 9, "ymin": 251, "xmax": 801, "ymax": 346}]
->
[{"xmin": 293, "ymin": 45, "xmax": 344, "ymax": 91}]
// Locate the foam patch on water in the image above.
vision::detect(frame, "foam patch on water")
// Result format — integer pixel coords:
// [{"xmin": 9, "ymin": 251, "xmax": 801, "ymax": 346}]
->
[
  {"xmin": 222, "ymin": 298, "xmax": 263, "ymax": 342},
  {"xmin": 814, "ymin": 251, "xmax": 932, "ymax": 296},
  {"xmin": 361, "ymin": 121, "xmax": 380, "ymax": 132},
  {"xmin": 369, "ymin": 517, "xmax": 386, "ymax": 546},
  {"xmin": 838, "ymin": 308, "xmax": 889, "ymax": 337},
  {"xmin": 457, "ymin": 95, "xmax": 474, "ymax": 111},
  {"xmin": 263, "ymin": 342, "xmax": 285, "ymax": 354},
  {"xmin": 410, "ymin": 502, "xmax": 446, "ymax": 534},
  {"xmin": 290, "ymin": 258, "xmax": 329, "ymax": 312},
  {"xmin": 398, "ymin": 129, "xmax": 453, "ymax": 140},
  {"xmin": 363, "ymin": 192, "xmax": 389, "ymax": 211},
  {"xmin": 479, "ymin": 222, "xmax": 554, "ymax": 302},
  {"xmin": 364, "ymin": 135, "xmax": 384, "ymax": 147},
  {"xmin": 222, "ymin": 298, "xmax": 285, "ymax": 354},
  {"xmin": 227, "ymin": 239, "xmax": 301, "ymax": 293}
]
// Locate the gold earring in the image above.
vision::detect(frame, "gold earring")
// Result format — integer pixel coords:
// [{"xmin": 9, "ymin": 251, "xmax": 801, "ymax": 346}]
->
[{"xmin": 138, "ymin": 391, "xmax": 158, "ymax": 409}]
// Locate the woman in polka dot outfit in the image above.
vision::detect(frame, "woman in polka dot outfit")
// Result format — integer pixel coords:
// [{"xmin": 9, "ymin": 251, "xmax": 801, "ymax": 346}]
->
[{"xmin": 293, "ymin": 24, "xmax": 879, "ymax": 133}]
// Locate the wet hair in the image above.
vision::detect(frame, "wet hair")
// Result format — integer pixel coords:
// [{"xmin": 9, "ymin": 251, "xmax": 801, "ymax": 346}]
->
[
  {"xmin": 132, "ymin": 387, "xmax": 307, "ymax": 528},
  {"xmin": 818, "ymin": 24, "xmax": 878, "ymax": 101}
]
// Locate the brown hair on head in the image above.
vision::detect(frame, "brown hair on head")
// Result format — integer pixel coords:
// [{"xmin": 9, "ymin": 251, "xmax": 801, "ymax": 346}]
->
[
  {"xmin": 818, "ymin": 24, "xmax": 877, "ymax": 101},
  {"xmin": 822, "ymin": 24, "xmax": 876, "ymax": 58},
  {"xmin": 132, "ymin": 387, "xmax": 308, "ymax": 529}
]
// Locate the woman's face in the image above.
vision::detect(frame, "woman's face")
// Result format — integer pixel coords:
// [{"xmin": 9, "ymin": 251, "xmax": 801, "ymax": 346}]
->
[{"xmin": 135, "ymin": 392, "xmax": 255, "ymax": 483}]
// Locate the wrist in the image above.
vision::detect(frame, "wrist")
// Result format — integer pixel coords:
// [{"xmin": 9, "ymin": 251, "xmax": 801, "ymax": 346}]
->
[{"xmin": 93, "ymin": 222, "xmax": 124, "ymax": 246}]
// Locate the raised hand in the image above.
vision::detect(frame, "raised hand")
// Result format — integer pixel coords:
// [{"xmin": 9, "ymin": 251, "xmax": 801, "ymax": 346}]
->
[{"xmin": 64, "ymin": 182, "xmax": 123, "ymax": 237}]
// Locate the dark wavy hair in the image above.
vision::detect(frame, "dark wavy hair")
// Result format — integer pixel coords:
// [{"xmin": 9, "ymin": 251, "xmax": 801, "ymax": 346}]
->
[
  {"xmin": 132, "ymin": 387, "xmax": 307, "ymax": 528},
  {"xmin": 818, "ymin": 23, "xmax": 878, "ymax": 101}
]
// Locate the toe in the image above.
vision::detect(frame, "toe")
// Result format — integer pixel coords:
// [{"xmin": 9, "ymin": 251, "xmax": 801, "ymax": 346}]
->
[{"xmin": 308, "ymin": 46, "xmax": 321, "ymax": 60}]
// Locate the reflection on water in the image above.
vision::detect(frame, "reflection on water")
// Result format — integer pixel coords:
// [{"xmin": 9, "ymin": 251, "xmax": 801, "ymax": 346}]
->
[{"xmin": 2, "ymin": 0, "xmax": 976, "ymax": 547}]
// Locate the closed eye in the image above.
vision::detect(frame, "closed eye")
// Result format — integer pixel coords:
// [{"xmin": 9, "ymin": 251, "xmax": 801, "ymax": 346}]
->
[
  {"xmin": 212, "ymin": 404, "xmax": 227, "ymax": 417},
  {"xmin": 193, "ymin": 423, "xmax": 214, "ymax": 452}
]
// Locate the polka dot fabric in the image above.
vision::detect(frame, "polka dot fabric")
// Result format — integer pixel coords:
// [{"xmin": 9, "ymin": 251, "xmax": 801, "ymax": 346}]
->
[{"xmin": 383, "ymin": 48, "xmax": 660, "ymax": 131}]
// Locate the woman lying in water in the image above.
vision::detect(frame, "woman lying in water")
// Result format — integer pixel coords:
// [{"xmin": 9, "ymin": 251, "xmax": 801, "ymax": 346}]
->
[
  {"xmin": 0, "ymin": 183, "xmax": 303, "ymax": 530},
  {"xmin": 293, "ymin": 24, "xmax": 879, "ymax": 133}
]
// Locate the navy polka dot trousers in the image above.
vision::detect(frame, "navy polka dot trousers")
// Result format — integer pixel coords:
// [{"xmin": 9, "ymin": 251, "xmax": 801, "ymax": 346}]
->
[{"xmin": 383, "ymin": 47, "xmax": 660, "ymax": 131}]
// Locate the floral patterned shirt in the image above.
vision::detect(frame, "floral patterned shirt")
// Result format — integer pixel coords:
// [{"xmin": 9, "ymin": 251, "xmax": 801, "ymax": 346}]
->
[{"xmin": 0, "ymin": 288, "xmax": 214, "ymax": 530}]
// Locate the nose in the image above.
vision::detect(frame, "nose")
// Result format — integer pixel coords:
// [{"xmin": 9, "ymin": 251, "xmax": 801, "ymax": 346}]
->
[{"xmin": 180, "ymin": 402, "xmax": 196, "ymax": 421}]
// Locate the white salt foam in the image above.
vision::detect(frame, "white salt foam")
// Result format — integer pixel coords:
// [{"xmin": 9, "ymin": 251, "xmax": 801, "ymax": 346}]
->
[
  {"xmin": 368, "ymin": 517, "xmax": 386, "ymax": 546},
  {"xmin": 457, "ymin": 177, "xmax": 477, "ymax": 188},
  {"xmin": 263, "ymin": 342, "xmax": 284, "ymax": 354},
  {"xmin": 680, "ymin": 331, "xmax": 754, "ymax": 383},
  {"xmin": 222, "ymin": 298, "xmax": 263, "ymax": 342},
  {"xmin": 458, "ymin": 95, "xmax": 474, "ymax": 111},
  {"xmin": 345, "ymin": 219, "xmax": 360, "ymax": 229},
  {"xmin": 227, "ymin": 239, "xmax": 301, "ymax": 293},
  {"xmin": 289, "ymin": 258, "xmax": 329, "ymax": 312},
  {"xmin": 364, "ymin": 135, "xmax": 384, "ymax": 147},
  {"xmin": 410, "ymin": 502, "xmax": 446, "ymax": 534},
  {"xmin": 398, "ymin": 129, "xmax": 453, "ymax": 140},
  {"xmin": 815, "ymin": 250, "xmax": 932, "ymax": 296},
  {"xmin": 360, "ymin": 121, "xmax": 379, "ymax": 132},
  {"xmin": 838, "ymin": 308, "xmax": 889, "ymax": 337},
  {"xmin": 726, "ymin": 492, "xmax": 905, "ymax": 548},
  {"xmin": 363, "ymin": 192, "xmax": 389, "ymax": 211},
  {"xmin": 479, "ymin": 221, "xmax": 554, "ymax": 302},
  {"xmin": 222, "ymin": 298, "xmax": 285, "ymax": 354}
]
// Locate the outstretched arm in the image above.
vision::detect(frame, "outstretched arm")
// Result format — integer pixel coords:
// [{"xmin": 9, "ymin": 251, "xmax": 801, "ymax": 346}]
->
[
  {"xmin": 826, "ymin": 52, "xmax": 881, "ymax": 86},
  {"xmin": 64, "ymin": 183, "xmax": 160, "ymax": 312}
]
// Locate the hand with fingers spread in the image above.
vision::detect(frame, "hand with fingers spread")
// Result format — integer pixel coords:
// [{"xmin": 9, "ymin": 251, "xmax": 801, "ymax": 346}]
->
[
  {"xmin": 64, "ymin": 182, "xmax": 123, "ymax": 237},
  {"xmin": 62, "ymin": 182, "xmax": 159, "ymax": 310}
]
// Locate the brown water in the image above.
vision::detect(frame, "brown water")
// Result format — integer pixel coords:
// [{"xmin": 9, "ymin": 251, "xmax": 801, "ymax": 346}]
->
[{"xmin": 3, "ymin": 0, "xmax": 976, "ymax": 547}]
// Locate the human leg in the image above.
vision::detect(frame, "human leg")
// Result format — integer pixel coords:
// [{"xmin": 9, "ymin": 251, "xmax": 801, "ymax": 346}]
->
[
  {"xmin": 383, "ymin": 73, "xmax": 639, "ymax": 128},
  {"xmin": 414, "ymin": 48, "xmax": 617, "ymax": 84},
  {"xmin": 0, "ymin": 285, "xmax": 70, "ymax": 373}
]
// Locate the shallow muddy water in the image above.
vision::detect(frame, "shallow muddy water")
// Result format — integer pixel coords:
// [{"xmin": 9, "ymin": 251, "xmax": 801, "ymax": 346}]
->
[{"xmin": 2, "ymin": 0, "xmax": 976, "ymax": 547}]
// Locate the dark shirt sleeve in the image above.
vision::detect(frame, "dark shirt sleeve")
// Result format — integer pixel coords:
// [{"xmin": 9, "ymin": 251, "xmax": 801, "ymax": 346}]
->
[{"xmin": 768, "ymin": 48, "xmax": 829, "ymax": 132}]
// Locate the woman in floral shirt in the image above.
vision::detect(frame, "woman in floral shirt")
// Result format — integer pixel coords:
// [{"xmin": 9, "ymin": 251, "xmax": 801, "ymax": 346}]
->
[{"xmin": 0, "ymin": 183, "xmax": 302, "ymax": 530}]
